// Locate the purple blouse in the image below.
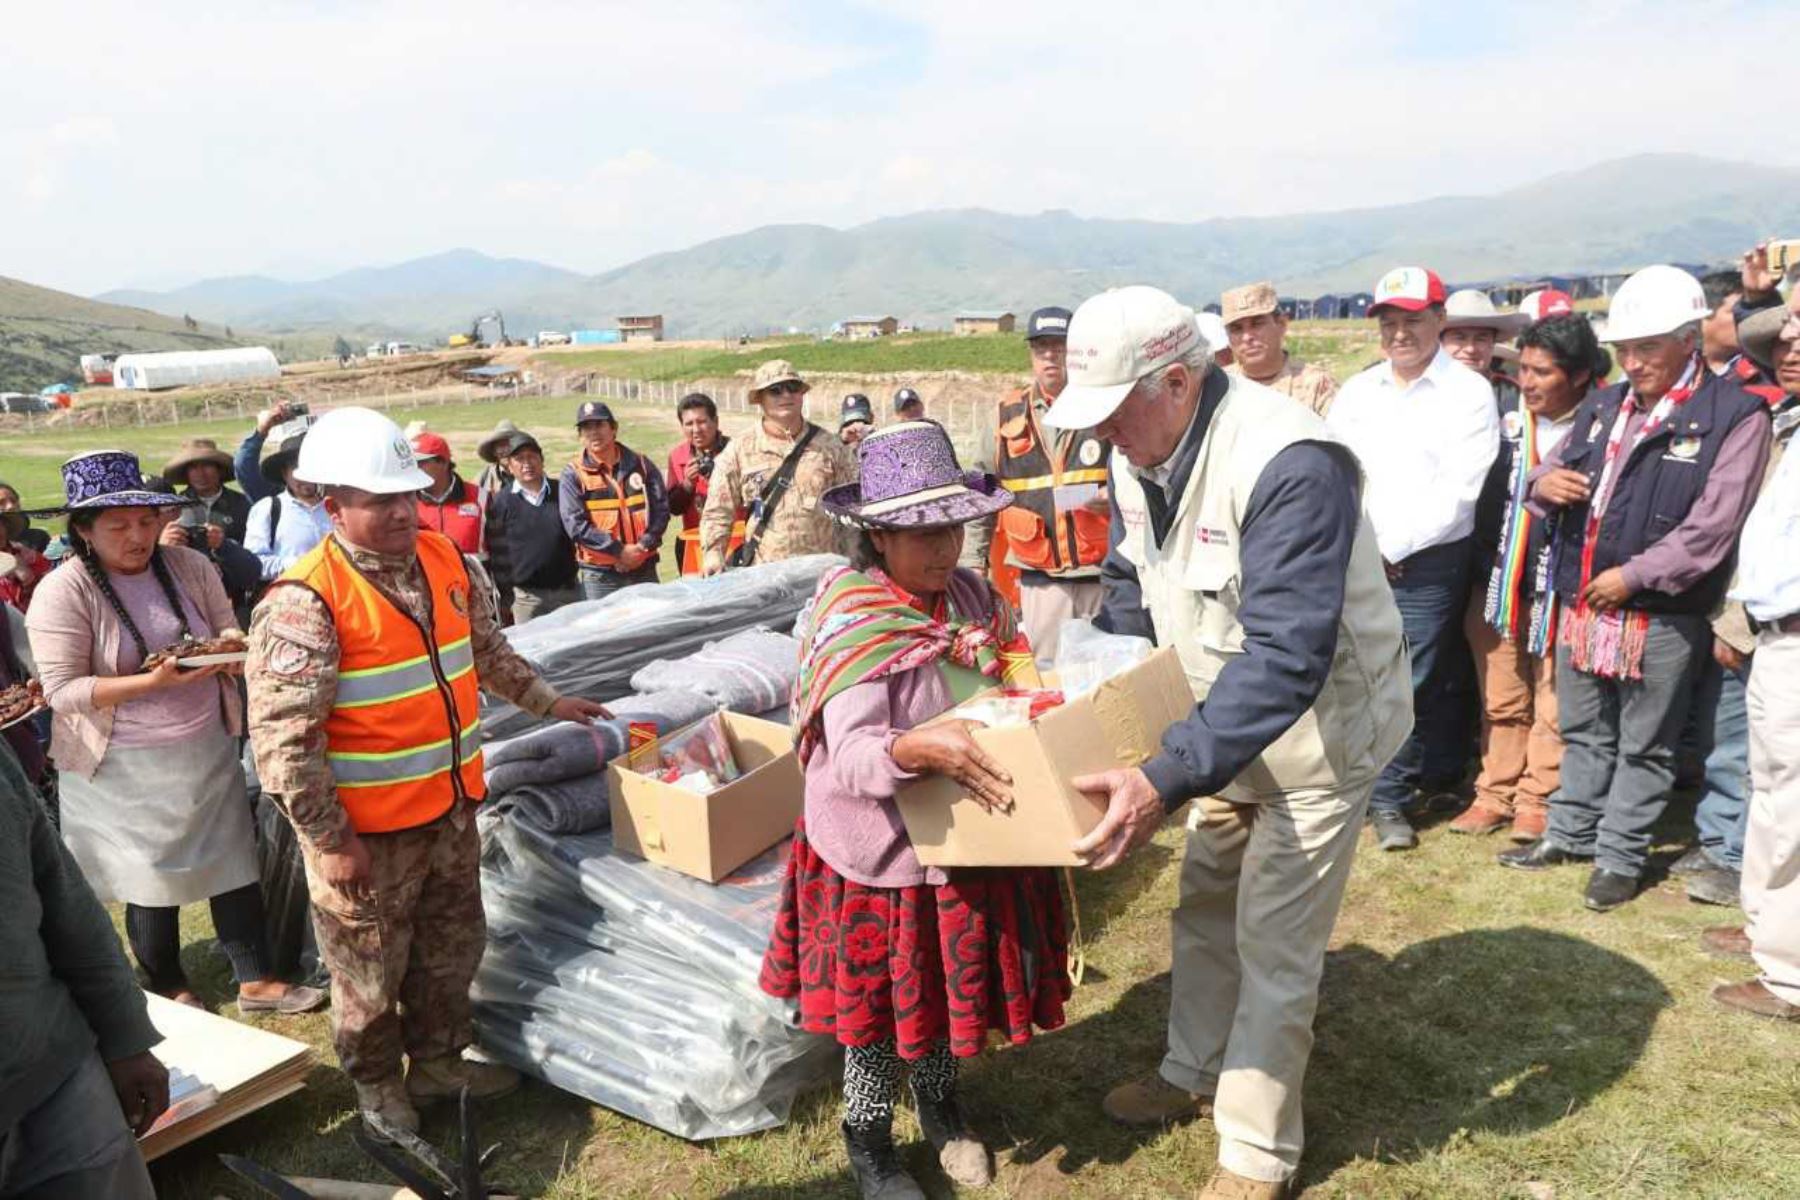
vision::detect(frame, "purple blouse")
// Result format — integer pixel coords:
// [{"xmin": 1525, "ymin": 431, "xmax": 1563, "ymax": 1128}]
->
[{"xmin": 105, "ymin": 568, "xmax": 220, "ymax": 748}]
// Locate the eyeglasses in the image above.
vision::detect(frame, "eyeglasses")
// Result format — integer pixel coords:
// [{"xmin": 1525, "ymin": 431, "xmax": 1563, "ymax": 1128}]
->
[{"xmin": 763, "ymin": 381, "xmax": 806, "ymax": 396}]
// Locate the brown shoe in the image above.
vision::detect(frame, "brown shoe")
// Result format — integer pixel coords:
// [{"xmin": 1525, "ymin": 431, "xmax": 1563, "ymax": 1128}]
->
[
  {"xmin": 355, "ymin": 1079, "xmax": 420, "ymax": 1139},
  {"xmin": 1101, "ymin": 1074, "xmax": 1213, "ymax": 1127},
  {"xmin": 1509, "ymin": 804, "xmax": 1548, "ymax": 843},
  {"xmin": 1198, "ymin": 1166, "xmax": 1290, "ymax": 1199},
  {"xmin": 1699, "ymin": 925, "xmax": 1753, "ymax": 962},
  {"xmin": 407, "ymin": 1055, "xmax": 522, "ymax": 1105},
  {"xmin": 1449, "ymin": 803, "xmax": 1511, "ymax": 835},
  {"xmin": 1711, "ymin": 979, "xmax": 1800, "ymax": 1021}
]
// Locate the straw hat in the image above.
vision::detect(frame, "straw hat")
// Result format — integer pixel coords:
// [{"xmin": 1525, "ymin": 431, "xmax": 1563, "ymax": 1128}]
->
[
  {"xmin": 1443, "ymin": 290, "xmax": 1530, "ymax": 337},
  {"xmin": 478, "ymin": 418, "xmax": 521, "ymax": 463},
  {"xmin": 162, "ymin": 438, "xmax": 235, "ymax": 486},
  {"xmin": 1739, "ymin": 301, "xmax": 1800, "ymax": 374}
]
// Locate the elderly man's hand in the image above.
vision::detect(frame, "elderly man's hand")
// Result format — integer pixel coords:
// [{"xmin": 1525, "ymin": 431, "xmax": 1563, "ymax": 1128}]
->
[
  {"xmin": 617, "ymin": 544, "xmax": 648, "ymax": 572},
  {"xmin": 1070, "ymin": 767, "xmax": 1166, "ymax": 869},
  {"xmin": 550, "ymin": 695, "xmax": 612, "ymax": 723},
  {"xmin": 107, "ymin": 1051, "xmax": 170, "ymax": 1135}
]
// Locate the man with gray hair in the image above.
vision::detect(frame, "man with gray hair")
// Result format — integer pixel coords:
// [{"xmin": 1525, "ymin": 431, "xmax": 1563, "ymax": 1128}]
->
[
  {"xmin": 1498, "ymin": 265, "xmax": 1771, "ymax": 912},
  {"xmin": 1044, "ymin": 286, "xmax": 1411, "ymax": 1199}
]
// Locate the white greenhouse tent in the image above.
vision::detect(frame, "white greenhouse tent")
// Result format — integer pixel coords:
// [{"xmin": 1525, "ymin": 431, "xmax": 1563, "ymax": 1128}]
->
[{"xmin": 112, "ymin": 347, "xmax": 280, "ymax": 390}]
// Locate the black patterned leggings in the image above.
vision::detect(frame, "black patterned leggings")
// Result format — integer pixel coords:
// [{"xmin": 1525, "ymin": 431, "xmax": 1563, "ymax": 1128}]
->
[
  {"xmin": 843, "ymin": 1037, "xmax": 957, "ymax": 1129},
  {"xmin": 125, "ymin": 882, "xmax": 273, "ymax": 992}
]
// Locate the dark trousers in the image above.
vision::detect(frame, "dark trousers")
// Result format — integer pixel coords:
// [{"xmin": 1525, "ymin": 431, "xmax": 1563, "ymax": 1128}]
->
[
  {"xmin": 578, "ymin": 564, "xmax": 658, "ymax": 601},
  {"xmin": 125, "ymin": 881, "xmax": 272, "ymax": 992},
  {"xmin": 1688, "ymin": 653, "xmax": 1752, "ymax": 871},
  {"xmin": 1372, "ymin": 538, "xmax": 1475, "ymax": 814}
]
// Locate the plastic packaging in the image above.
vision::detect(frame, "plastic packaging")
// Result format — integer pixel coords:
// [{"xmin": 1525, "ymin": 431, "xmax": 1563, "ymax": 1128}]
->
[
  {"xmin": 1054, "ymin": 620, "xmax": 1155, "ymax": 698},
  {"xmin": 632, "ymin": 711, "xmax": 742, "ymax": 793}
]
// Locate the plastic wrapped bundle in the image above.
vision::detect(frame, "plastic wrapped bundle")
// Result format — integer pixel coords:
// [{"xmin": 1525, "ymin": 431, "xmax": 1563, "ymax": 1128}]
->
[
  {"xmin": 630, "ymin": 629, "xmax": 801, "ymax": 716},
  {"xmin": 473, "ymin": 814, "xmax": 837, "ymax": 1139},
  {"xmin": 483, "ymin": 689, "xmax": 716, "ymax": 794},
  {"xmin": 481, "ymin": 555, "xmax": 840, "ymax": 742}
]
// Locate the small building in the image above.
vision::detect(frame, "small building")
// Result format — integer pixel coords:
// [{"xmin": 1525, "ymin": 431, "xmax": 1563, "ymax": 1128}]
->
[
  {"xmin": 953, "ymin": 310, "xmax": 1015, "ymax": 336},
  {"xmin": 843, "ymin": 315, "xmax": 899, "ymax": 339},
  {"xmin": 618, "ymin": 314, "xmax": 665, "ymax": 343},
  {"xmin": 112, "ymin": 347, "xmax": 280, "ymax": 390},
  {"xmin": 571, "ymin": 329, "xmax": 623, "ymax": 345}
]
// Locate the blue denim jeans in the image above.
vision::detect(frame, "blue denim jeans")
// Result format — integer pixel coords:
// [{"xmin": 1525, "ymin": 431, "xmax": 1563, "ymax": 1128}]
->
[
  {"xmin": 1692, "ymin": 657, "xmax": 1751, "ymax": 871},
  {"xmin": 578, "ymin": 564, "xmax": 659, "ymax": 601},
  {"xmin": 1372, "ymin": 538, "xmax": 1475, "ymax": 814}
]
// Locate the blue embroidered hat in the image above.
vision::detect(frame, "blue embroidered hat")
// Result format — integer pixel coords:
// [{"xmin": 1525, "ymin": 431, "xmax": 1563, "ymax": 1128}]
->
[
  {"xmin": 26, "ymin": 450, "xmax": 198, "ymax": 516},
  {"xmin": 821, "ymin": 421, "xmax": 1014, "ymax": 530}
]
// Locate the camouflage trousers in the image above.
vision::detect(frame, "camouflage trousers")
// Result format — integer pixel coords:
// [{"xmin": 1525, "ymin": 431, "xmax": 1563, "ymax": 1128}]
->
[{"xmin": 300, "ymin": 805, "xmax": 485, "ymax": 1086}]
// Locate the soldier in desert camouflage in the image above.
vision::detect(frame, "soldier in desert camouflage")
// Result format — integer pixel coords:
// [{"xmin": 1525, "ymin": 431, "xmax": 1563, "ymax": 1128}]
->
[
  {"xmin": 245, "ymin": 406, "xmax": 607, "ymax": 1136},
  {"xmin": 1220, "ymin": 281, "xmax": 1342, "ymax": 417}
]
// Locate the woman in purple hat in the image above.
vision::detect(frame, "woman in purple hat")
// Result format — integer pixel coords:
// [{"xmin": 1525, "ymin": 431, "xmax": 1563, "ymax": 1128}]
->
[
  {"xmin": 762, "ymin": 421, "xmax": 1071, "ymax": 1199},
  {"xmin": 24, "ymin": 450, "xmax": 324, "ymax": 1016}
]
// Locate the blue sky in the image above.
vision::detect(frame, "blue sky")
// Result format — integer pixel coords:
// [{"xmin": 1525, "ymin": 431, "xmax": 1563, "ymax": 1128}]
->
[{"xmin": 3, "ymin": 0, "xmax": 1795, "ymax": 295}]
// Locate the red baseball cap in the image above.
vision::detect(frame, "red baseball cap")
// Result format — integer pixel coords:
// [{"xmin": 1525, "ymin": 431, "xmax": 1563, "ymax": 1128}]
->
[
  {"xmin": 1519, "ymin": 289, "xmax": 1576, "ymax": 322},
  {"xmin": 1369, "ymin": 266, "xmax": 1448, "ymax": 314},
  {"xmin": 410, "ymin": 432, "xmax": 452, "ymax": 462}
]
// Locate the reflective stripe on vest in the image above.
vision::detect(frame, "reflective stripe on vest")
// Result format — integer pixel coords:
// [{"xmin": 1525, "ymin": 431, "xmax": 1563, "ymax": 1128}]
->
[
  {"xmin": 994, "ymin": 389, "xmax": 1110, "ymax": 571},
  {"xmin": 570, "ymin": 453, "xmax": 651, "ymax": 569},
  {"xmin": 281, "ymin": 531, "xmax": 487, "ymax": 834}
]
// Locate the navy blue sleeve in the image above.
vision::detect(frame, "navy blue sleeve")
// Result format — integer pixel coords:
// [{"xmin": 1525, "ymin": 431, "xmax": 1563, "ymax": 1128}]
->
[
  {"xmin": 235, "ymin": 431, "xmax": 271, "ymax": 504},
  {"xmin": 1093, "ymin": 484, "xmax": 1157, "ymax": 641},
  {"xmin": 1139, "ymin": 442, "xmax": 1360, "ymax": 810}
]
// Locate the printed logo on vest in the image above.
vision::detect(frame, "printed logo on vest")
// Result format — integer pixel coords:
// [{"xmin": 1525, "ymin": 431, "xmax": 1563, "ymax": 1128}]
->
[
  {"xmin": 1196, "ymin": 527, "xmax": 1232, "ymax": 546},
  {"xmin": 628, "ymin": 472, "xmax": 644, "ymax": 491},
  {"xmin": 1667, "ymin": 436, "xmax": 1702, "ymax": 460},
  {"xmin": 1079, "ymin": 440, "xmax": 1103, "ymax": 466},
  {"xmin": 1502, "ymin": 410, "xmax": 1523, "ymax": 440},
  {"xmin": 458, "ymin": 503, "xmax": 479, "ymax": 517},
  {"xmin": 448, "ymin": 583, "xmax": 470, "ymax": 617}
]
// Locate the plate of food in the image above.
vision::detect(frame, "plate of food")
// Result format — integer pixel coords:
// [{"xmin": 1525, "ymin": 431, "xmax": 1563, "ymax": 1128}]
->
[
  {"xmin": 143, "ymin": 632, "xmax": 249, "ymax": 671},
  {"xmin": 0, "ymin": 680, "xmax": 44, "ymax": 731}
]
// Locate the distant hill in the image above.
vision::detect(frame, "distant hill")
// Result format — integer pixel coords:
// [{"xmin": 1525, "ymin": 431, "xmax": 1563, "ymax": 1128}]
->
[
  {"xmin": 0, "ymin": 277, "xmax": 256, "ymax": 392},
  {"xmin": 101, "ymin": 154, "xmax": 1800, "ymax": 340}
]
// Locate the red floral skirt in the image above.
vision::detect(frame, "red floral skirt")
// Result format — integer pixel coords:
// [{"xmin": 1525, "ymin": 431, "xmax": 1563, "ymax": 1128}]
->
[{"xmin": 759, "ymin": 822, "xmax": 1071, "ymax": 1060}]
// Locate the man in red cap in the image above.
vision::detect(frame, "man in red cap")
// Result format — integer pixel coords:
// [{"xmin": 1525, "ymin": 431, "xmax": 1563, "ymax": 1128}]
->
[
  {"xmin": 411, "ymin": 431, "xmax": 487, "ymax": 559},
  {"xmin": 1328, "ymin": 267, "xmax": 1501, "ymax": 851}
]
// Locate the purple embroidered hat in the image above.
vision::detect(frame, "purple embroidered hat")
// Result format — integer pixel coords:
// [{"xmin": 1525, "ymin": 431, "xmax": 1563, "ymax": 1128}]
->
[
  {"xmin": 821, "ymin": 421, "xmax": 1014, "ymax": 530},
  {"xmin": 26, "ymin": 449, "xmax": 197, "ymax": 516}
]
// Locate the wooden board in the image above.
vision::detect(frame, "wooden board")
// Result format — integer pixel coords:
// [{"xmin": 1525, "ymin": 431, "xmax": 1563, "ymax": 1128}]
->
[{"xmin": 138, "ymin": 992, "xmax": 316, "ymax": 1162}]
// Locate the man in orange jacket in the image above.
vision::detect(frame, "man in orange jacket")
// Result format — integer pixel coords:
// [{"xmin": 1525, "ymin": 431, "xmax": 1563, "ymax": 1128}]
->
[
  {"xmin": 410, "ymin": 431, "xmax": 487, "ymax": 559},
  {"xmin": 245, "ymin": 407, "xmax": 607, "ymax": 1137}
]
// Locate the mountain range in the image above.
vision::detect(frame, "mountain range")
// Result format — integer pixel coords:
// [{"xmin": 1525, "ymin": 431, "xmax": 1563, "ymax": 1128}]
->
[{"xmin": 92, "ymin": 153, "xmax": 1800, "ymax": 341}]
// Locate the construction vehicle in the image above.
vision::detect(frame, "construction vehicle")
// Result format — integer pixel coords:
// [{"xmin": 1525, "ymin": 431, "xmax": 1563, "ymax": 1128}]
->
[{"xmin": 448, "ymin": 310, "xmax": 508, "ymax": 348}]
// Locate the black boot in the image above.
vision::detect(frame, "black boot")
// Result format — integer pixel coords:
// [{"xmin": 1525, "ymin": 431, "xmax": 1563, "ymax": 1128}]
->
[
  {"xmin": 913, "ymin": 1087, "xmax": 994, "ymax": 1187},
  {"xmin": 843, "ymin": 1120, "xmax": 926, "ymax": 1200}
]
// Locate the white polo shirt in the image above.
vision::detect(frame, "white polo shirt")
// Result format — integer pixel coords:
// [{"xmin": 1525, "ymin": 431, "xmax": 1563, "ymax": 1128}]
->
[
  {"xmin": 1731, "ymin": 437, "xmax": 1800, "ymax": 622},
  {"xmin": 1326, "ymin": 348, "xmax": 1500, "ymax": 563}
]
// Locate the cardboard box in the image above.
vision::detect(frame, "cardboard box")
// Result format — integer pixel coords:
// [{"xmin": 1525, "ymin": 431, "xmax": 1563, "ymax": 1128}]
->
[
  {"xmin": 898, "ymin": 647, "xmax": 1191, "ymax": 867},
  {"xmin": 608, "ymin": 712, "xmax": 803, "ymax": 882}
]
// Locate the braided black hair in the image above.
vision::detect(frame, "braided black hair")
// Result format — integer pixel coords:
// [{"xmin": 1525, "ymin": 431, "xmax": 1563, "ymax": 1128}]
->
[{"xmin": 67, "ymin": 511, "xmax": 195, "ymax": 662}]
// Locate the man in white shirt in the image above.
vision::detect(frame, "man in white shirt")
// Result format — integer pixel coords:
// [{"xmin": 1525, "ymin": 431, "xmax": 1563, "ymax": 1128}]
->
[{"xmin": 1328, "ymin": 266, "xmax": 1501, "ymax": 849}]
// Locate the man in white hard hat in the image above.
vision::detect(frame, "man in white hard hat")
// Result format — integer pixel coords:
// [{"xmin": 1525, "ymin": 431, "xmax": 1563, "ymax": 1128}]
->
[
  {"xmin": 1327, "ymin": 267, "xmax": 1501, "ymax": 851},
  {"xmin": 1498, "ymin": 266, "xmax": 1771, "ymax": 912},
  {"xmin": 1046, "ymin": 286, "xmax": 1410, "ymax": 1199},
  {"xmin": 1220, "ymin": 281, "xmax": 1339, "ymax": 417},
  {"xmin": 244, "ymin": 407, "xmax": 609, "ymax": 1136}
]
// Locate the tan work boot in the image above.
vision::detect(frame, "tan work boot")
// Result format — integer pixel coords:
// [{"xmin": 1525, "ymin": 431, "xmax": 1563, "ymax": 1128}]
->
[
  {"xmin": 1198, "ymin": 1166, "xmax": 1291, "ymax": 1199},
  {"xmin": 1448, "ymin": 802, "xmax": 1511, "ymax": 836},
  {"xmin": 355, "ymin": 1078, "xmax": 420, "ymax": 1138},
  {"xmin": 406, "ymin": 1055, "xmax": 522, "ymax": 1106},
  {"xmin": 1101, "ymin": 1073, "xmax": 1213, "ymax": 1127}
]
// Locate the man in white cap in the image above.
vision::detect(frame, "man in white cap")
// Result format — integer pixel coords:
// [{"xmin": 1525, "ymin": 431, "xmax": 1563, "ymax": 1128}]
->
[
  {"xmin": 1440, "ymin": 289, "xmax": 1530, "ymax": 386},
  {"xmin": 1327, "ymin": 267, "xmax": 1501, "ymax": 850},
  {"xmin": 1044, "ymin": 286, "xmax": 1411, "ymax": 1199},
  {"xmin": 1498, "ymin": 266, "xmax": 1770, "ymax": 912},
  {"xmin": 245, "ymin": 407, "xmax": 609, "ymax": 1136},
  {"xmin": 1220, "ymin": 281, "xmax": 1339, "ymax": 417}
]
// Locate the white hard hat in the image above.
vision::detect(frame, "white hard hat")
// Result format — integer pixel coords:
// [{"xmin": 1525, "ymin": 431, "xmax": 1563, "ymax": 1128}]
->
[
  {"xmin": 292, "ymin": 406, "xmax": 433, "ymax": 494},
  {"xmin": 1597, "ymin": 265, "xmax": 1708, "ymax": 343}
]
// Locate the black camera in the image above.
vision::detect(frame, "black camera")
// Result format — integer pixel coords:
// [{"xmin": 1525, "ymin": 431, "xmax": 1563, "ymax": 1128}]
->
[{"xmin": 696, "ymin": 452, "xmax": 715, "ymax": 478}]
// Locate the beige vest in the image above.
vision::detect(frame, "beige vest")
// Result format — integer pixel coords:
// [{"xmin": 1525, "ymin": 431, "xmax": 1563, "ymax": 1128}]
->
[{"xmin": 1111, "ymin": 374, "xmax": 1412, "ymax": 803}]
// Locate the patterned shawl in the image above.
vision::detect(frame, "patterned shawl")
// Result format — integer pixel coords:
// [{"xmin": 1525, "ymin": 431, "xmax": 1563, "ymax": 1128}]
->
[{"xmin": 792, "ymin": 564, "xmax": 1020, "ymax": 765}]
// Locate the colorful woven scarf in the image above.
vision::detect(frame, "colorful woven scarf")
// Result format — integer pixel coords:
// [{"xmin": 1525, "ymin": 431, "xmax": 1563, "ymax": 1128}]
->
[
  {"xmin": 792, "ymin": 564, "xmax": 1018, "ymax": 765},
  {"xmin": 1561, "ymin": 357, "xmax": 1701, "ymax": 680},
  {"xmin": 1484, "ymin": 401, "xmax": 1564, "ymax": 655}
]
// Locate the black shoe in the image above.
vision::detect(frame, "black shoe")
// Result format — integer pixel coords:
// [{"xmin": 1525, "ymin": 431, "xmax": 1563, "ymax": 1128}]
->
[
  {"xmin": 1584, "ymin": 868, "xmax": 1641, "ymax": 912},
  {"xmin": 1685, "ymin": 864, "xmax": 1742, "ymax": 908},
  {"xmin": 843, "ymin": 1121, "xmax": 925, "ymax": 1200},
  {"xmin": 912, "ymin": 1087, "xmax": 993, "ymax": 1187},
  {"xmin": 1496, "ymin": 839, "xmax": 1591, "ymax": 871},
  {"xmin": 1670, "ymin": 846, "xmax": 1714, "ymax": 877}
]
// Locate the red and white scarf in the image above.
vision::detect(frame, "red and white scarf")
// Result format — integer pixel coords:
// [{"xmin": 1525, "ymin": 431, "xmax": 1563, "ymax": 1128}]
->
[{"xmin": 1561, "ymin": 356, "xmax": 1702, "ymax": 679}]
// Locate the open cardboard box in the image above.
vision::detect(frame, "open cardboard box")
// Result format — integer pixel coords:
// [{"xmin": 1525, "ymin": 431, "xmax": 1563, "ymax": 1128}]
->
[
  {"xmin": 898, "ymin": 647, "xmax": 1191, "ymax": 867},
  {"xmin": 607, "ymin": 711, "xmax": 803, "ymax": 882}
]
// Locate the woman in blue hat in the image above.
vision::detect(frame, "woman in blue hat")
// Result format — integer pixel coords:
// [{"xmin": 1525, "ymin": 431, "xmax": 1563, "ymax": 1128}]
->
[{"xmin": 24, "ymin": 450, "xmax": 325, "ymax": 1015}]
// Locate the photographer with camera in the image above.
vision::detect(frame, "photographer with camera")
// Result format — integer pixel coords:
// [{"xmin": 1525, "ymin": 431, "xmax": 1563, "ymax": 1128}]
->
[
  {"xmin": 666, "ymin": 392, "xmax": 744, "ymax": 575},
  {"xmin": 233, "ymin": 401, "xmax": 310, "ymax": 503}
]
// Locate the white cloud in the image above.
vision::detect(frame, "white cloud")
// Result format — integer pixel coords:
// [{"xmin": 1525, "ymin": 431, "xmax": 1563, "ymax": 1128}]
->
[{"xmin": 0, "ymin": 0, "xmax": 1794, "ymax": 295}]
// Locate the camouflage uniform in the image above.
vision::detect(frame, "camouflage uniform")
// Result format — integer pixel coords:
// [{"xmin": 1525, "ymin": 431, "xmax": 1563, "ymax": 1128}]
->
[
  {"xmin": 698, "ymin": 419, "xmax": 858, "ymax": 571},
  {"xmin": 246, "ymin": 536, "xmax": 559, "ymax": 1086},
  {"xmin": 1228, "ymin": 355, "xmax": 1341, "ymax": 418}
]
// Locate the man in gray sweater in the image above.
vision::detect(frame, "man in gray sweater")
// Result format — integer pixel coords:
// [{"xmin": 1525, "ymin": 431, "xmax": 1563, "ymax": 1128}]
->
[{"xmin": 0, "ymin": 743, "xmax": 165, "ymax": 1199}]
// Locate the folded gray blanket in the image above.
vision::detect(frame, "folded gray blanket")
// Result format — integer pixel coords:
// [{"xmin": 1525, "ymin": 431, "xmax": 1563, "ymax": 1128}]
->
[
  {"xmin": 489, "ymin": 774, "xmax": 612, "ymax": 835},
  {"xmin": 630, "ymin": 628, "xmax": 800, "ymax": 717},
  {"xmin": 484, "ymin": 689, "xmax": 718, "ymax": 796}
]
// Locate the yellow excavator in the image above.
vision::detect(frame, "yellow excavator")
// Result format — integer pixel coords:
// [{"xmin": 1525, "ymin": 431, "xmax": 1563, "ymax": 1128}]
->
[{"xmin": 447, "ymin": 310, "xmax": 507, "ymax": 348}]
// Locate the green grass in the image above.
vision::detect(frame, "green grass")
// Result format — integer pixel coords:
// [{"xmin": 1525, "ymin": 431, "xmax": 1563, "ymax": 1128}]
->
[
  {"xmin": 134, "ymin": 801, "xmax": 1800, "ymax": 1199},
  {"xmin": 546, "ymin": 332, "xmax": 1038, "ymax": 381}
]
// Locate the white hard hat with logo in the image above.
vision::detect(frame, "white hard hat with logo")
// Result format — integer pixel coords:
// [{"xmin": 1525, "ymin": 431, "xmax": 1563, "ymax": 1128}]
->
[
  {"xmin": 1597, "ymin": 265, "xmax": 1709, "ymax": 343},
  {"xmin": 292, "ymin": 406, "xmax": 433, "ymax": 494}
]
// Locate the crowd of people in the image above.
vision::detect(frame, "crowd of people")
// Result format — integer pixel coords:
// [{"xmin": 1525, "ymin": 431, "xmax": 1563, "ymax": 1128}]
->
[{"xmin": 0, "ymin": 246, "xmax": 1796, "ymax": 1200}]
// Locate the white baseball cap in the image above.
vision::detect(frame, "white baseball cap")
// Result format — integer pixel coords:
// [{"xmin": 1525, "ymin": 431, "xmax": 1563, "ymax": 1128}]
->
[{"xmin": 1041, "ymin": 286, "xmax": 1202, "ymax": 430}]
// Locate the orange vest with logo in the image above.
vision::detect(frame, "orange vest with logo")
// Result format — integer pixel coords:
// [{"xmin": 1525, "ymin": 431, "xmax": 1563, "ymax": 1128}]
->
[
  {"xmin": 283, "ymin": 531, "xmax": 485, "ymax": 834},
  {"xmin": 993, "ymin": 387, "xmax": 1111, "ymax": 573},
  {"xmin": 569, "ymin": 449, "xmax": 655, "ymax": 570}
]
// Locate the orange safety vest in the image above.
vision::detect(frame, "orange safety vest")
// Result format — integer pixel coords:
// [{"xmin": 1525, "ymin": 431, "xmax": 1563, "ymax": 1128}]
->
[
  {"xmin": 569, "ymin": 449, "xmax": 655, "ymax": 570},
  {"xmin": 281, "ymin": 531, "xmax": 486, "ymax": 834},
  {"xmin": 993, "ymin": 387, "xmax": 1111, "ymax": 573}
]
